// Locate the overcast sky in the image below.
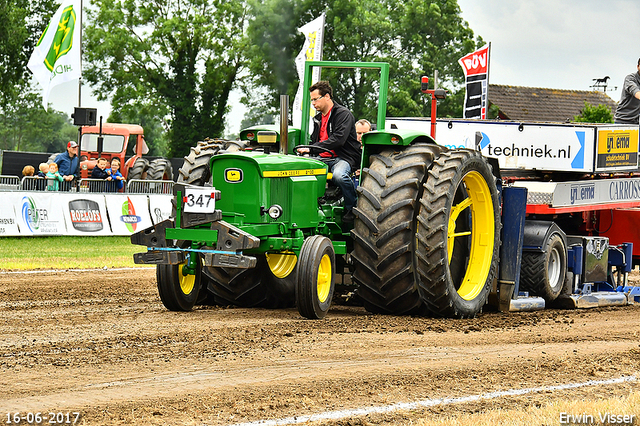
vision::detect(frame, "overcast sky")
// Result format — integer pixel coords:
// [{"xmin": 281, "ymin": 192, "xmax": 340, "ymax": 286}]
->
[
  {"xmin": 457, "ymin": 0, "xmax": 640, "ymax": 102},
  {"xmin": 48, "ymin": 0, "xmax": 639, "ymax": 134}
]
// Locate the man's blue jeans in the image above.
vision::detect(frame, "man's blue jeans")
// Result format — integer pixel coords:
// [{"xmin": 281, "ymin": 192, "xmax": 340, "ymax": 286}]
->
[{"xmin": 324, "ymin": 158, "xmax": 357, "ymax": 211}]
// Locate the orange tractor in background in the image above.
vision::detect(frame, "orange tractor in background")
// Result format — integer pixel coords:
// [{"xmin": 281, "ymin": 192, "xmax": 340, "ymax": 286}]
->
[
  {"xmin": 48, "ymin": 123, "xmax": 173, "ymax": 181},
  {"xmin": 76, "ymin": 123, "xmax": 173, "ymax": 181}
]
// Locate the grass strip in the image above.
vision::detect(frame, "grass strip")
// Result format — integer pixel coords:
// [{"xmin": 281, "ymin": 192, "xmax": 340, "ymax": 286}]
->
[{"xmin": 0, "ymin": 236, "xmax": 149, "ymax": 270}]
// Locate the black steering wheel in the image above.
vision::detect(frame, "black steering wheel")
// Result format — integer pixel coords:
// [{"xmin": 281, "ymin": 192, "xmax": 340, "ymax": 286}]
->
[{"xmin": 295, "ymin": 145, "xmax": 335, "ymax": 157}]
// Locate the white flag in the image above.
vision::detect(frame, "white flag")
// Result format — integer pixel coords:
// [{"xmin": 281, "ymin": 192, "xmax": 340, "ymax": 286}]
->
[
  {"xmin": 292, "ymin": 13, "xmax": 326, "ymax": 129},
  {"xmin": 28, "ymin": 0, "xmax": 82, "ymax": 110}
]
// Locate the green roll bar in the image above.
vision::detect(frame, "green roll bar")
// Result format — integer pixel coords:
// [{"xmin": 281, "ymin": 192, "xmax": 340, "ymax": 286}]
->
[{"xmin": 300, "ymin": 61, "xmax": 390, "ymax": 145}]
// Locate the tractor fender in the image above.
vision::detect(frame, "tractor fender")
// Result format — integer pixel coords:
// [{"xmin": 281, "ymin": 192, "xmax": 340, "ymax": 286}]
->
[{"xmin": 522, "ymin": 220, "xmax": 567, "ymax": 253}]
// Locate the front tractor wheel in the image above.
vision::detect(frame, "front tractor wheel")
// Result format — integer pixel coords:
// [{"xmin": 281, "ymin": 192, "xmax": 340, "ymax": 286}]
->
[
  {"xmin": 416, "ymin": 149, "xmax": 501, "ymax": 318},
  {"xmin": 296, "ymin": 236, "xmax": 335, "ymax": 319},
  {"xmin": 156, "ymin": 254, "xmax": 202, "ymax": 311}
]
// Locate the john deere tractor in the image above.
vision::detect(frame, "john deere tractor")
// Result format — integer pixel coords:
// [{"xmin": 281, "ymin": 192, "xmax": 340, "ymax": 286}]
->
[{"xmin": 131, "ymin": 61, "xmax": 501, "ymax": 319}]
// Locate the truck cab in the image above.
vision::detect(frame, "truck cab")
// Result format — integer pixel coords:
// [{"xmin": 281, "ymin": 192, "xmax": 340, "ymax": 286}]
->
[{"xmin": 79, "ymin": 123, "xmax": 149, "ymax": 179}]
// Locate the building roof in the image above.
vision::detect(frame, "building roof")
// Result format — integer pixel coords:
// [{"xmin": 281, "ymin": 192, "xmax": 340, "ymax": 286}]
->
[{"xmin": 488, "ymin": 84, "xmax": 617, "ymax": 122}]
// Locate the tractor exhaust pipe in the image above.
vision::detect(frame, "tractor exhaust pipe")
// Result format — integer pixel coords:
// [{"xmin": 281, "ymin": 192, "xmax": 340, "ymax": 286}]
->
[{"xmin": 279, "ymin": 95, "xmax": 289, "ymax": 154}]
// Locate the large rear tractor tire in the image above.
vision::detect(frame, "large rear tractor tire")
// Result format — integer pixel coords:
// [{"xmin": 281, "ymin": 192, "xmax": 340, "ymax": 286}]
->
[
  {"xmin": 296, "ymin": 236, "xmax": 335, "ymax": 319},
  {"xmin": 351, "ymin": 144, "xmax": 441, "ymax": 315},
  {"xmin": 128, "ymin": 157, "xmax": 149, "ymax": 180},
  {"xmin": 156, "ymin": 253, "xmax": 202, "ymax": 311},
  {"xmin": 178, "ymin": 139, "xmax": 245, "ymax": 186},
  {"xmin": 47, "ymin": 153, "xmax": 60, "ymax": 164},
  {"xmin": 520, "ymin": 233, "xmax": 567, "ymax": 302},
  {"xmin": 147, "ymin": 158, "xmax": 173, "ymax": 180},
  {"xmin": 416, "ymin": 149, "xmax": 501, "ymax": 318}
]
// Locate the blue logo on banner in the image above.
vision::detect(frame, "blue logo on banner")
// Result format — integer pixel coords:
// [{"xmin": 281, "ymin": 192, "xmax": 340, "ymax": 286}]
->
[{"xmin": 571, "ymin": 131, "xmax": 585, "ymax": 169}]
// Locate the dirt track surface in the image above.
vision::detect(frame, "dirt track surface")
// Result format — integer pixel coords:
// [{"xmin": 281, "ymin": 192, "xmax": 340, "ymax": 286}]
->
[{"xmin": 1, "ymin": 268, "xmax": 639, "ymax": 425}]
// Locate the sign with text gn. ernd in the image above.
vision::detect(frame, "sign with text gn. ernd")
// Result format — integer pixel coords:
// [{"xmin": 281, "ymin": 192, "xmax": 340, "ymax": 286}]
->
[{"xmin": 596, "ymin": 128, "xmax": 639, "ymax": 170}]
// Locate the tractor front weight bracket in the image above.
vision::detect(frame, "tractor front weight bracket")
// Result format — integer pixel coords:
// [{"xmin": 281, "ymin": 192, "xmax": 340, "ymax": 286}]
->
[{"xmin": 131, "ymin": 210, "xmax": 261, "ymax": 269}]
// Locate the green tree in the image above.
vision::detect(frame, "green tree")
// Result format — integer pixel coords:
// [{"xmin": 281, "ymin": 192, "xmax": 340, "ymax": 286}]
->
[
  {"xmin": 0, "ymin": 0, "xmax": 29, "ymax": 110},
  {"xmin": 84, "ymin": 0, "xmax": 248, "ymax": 158},
  {"xmin": 573, "ymin": 102, "xmax": 614, "ymax": 124},
  {"xmin": 0, "ymin": 92, "xmax": 77, "ymax": 153},
  {"xmin": 0, "ymin": 0, "xmax": 67, "ymax": 152},
  {"xmin": 244, "ymin": 0, "xmax": 481, "ymax": 128},
  {"xmin": 107, "ymin": 103, "xmax": 169, "ymax": 157}
]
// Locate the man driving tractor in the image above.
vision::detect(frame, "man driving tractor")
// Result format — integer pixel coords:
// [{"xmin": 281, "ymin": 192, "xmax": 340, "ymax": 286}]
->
[{"xmin": 307, "ymin": 80, "xmax": 360, "ymax": 223}]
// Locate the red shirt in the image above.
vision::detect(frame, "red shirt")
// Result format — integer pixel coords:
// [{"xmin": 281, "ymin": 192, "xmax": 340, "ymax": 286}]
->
[{"xmin": 319, "ymin": 106, "xmax": 332, "ymax": 142}]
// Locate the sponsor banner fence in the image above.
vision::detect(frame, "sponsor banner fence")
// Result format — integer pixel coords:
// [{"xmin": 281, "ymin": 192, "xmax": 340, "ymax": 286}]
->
[
  {"xmin": 16, "ymin": 192, "xmax": 67, "ymax": 235},
  {"xmin": 0, "ymin": 193, "xmax": 171, "ymax": 236},
  {"xmin": 62, "ymin": 194, "xmax": 111, "ymax": 235},
  {"xmin": 105, "ymin": 195, "xmax": 153, "ymax": 236},
  {"xmin": 149, "ymin": 194, "xmax": 173, "ymax": 224},
  {"xmin": 0, "ymin": 194, "xmax": 21, "ymax": 236}
]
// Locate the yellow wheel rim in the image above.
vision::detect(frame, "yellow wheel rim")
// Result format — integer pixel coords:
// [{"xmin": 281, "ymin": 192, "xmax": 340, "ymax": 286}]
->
[
  {"xmin": 316, "ymin": 254, "xmax": 332, "ymax": 303},
  {"xmin": 178, "ymin": 262, "xmax": 196, "ymax": 295},
  {"xmin": 448, "ymin": 170, "xmax": 495, "ymax": 301},
  {"xmin": 266, "ymin": 252, "xmax": 297, "ymax": 278}
]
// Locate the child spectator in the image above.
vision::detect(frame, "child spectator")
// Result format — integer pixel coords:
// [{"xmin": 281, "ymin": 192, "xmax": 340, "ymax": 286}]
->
[
  {"xmin": 46, "ymin": 163, "xmax": 63, "ymax": 191},
  {"xmin": 91, "ymin": 157, "xmax": 112, "ymax": 179},
  {"xmin": 109, "ymin": 158, "xmax": 125, "ymax": 191},
  {"xmin": 22, "ymin": 165, "xmax": 35, "ymax": 177},
  {"xmin": 91, "ymin": 157, "xmax": 113, "ymax": 192},
  {"xmin": 36, "ymin": 163, "xmax": 48, "ymax": 178}
]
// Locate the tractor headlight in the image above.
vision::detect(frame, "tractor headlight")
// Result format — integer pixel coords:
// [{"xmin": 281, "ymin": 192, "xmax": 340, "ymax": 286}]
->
[{"xmin": 267, "ymin": 204, "xmax": 283, "ymax": 219}]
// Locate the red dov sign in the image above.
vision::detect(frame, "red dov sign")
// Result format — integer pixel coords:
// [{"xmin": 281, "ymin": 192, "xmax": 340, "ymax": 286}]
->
[
  {"xmin": 459, "ymin": 45, "xmax": 490, "ymax": 76},
  {"xmin": 458, "ymin": 44, "xmax": 491, "ymax": 120}
]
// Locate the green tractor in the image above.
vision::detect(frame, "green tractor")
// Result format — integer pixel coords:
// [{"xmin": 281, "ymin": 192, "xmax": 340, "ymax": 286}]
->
[{"xmin": 131, "ymin": 61, "xmax": 501, "ymax": 319}]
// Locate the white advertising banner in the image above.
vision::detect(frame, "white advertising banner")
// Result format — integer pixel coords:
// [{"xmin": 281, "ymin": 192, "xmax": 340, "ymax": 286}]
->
[
  {"xmin": 105, "ymin": 194, "xmax": 153, "ymax": 235},
  {"xmin": 0, "ymin": 193, "xmax": 22, "ymax": 236},
  {"xmin": 148, "ymin": 194, "xmax": 173, "ymax": 224},
  {"xmin": 0, "ymin": 193, "xmax": 172, "ymax": 237},
  {"xmin": 551, "ymin": 177, "xmax": 640, "ymax": 207},
  {"xmin": 386, "ymin": 118, "xmax": 595, "ymax": 173},
  {"xmin": 61, "ymin": 194, "xmax": 111, "ymax": 235},
  {"xmin": 15, "ymin": 193, "xmax": 68, "ymax": 235}
]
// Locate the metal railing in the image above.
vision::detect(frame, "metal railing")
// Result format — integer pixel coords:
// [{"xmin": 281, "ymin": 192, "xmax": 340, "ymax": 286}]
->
[
  {"xmin": 8, "ymin": 176, "xmax": 174, "ymax": 194},
  {"xmin": 0, "ymin": 175, "xmax": 21, "ymax": 190},
  {"xmin": 127, "ymin": 179, "xmax": 174, "ymax": 195},
  {"xmin": 77, "ymin": 178, "xmax": 126, "ymax": 193},
  {"xmin": 20, "ymin": 176, "xmax": 77, "ymax": 192}
]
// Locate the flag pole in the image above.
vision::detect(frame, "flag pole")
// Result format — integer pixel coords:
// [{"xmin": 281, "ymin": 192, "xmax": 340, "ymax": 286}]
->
[{"xmin": 78, "ymin": 0, "xmax": 83, "ymax": 107}]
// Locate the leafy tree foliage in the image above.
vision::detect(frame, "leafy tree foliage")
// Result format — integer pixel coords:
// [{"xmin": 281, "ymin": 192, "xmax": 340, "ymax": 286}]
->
[
  {"xmin": 108, "ymin": 104, "xmax": 169, "ymax": 157},
  {"xmin": 0, "ymin": 0, "xmax": 57, "ymax": 109},
  {"xmin": 84, "ymin": 0, "xmax": 248, "ymax": 157},
  {"xmin": 0, "ymin": 92, "xmax": 77, "ymax": 153},
  {"xmin": 245, "ymin": 0, "xmax": 482, "ymax": 129},
  {"xmin": 573, "ymin": 102, "xmax": 614, "ymax": 124},
  {"xmin": 0, "ymin": 0, "xmax": 77, "ymax": 153}
]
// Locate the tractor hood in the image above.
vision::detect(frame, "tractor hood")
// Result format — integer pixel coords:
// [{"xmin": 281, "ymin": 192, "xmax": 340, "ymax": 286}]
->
[{"xmin": 210, "ymin": 152, "xmax": 329, "ymax": 227}]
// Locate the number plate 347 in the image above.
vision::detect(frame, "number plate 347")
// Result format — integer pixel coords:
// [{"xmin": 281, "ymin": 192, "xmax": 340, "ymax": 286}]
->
[{"xmin": 183, "ymin": 187, "xmax": 217, "ymax": 213}]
